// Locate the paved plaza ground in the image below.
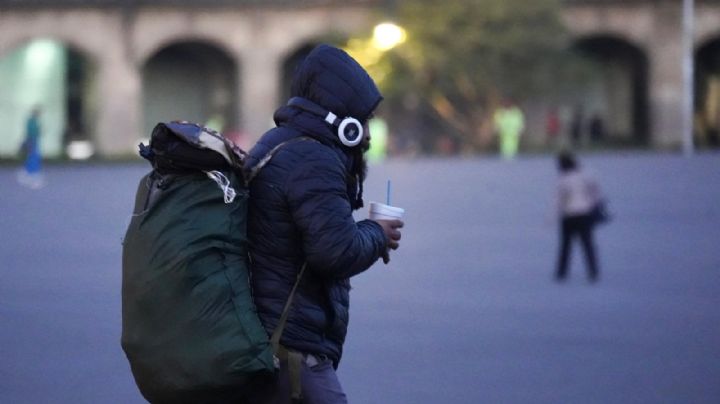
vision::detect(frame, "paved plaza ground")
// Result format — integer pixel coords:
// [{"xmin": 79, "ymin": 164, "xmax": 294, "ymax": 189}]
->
[{"xmin": 1, "ymin": 152, "xmax": 719, "ymax": 403}]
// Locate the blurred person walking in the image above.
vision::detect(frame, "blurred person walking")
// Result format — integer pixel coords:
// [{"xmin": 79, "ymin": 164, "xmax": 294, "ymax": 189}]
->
[
  {"xmin": 570, "ymin": 106, "xmax": 584, "ymax": 147},
  {"xmin": 554, "ymin": 151, "xmax": 603, "ymax": 283},
  {"xmin": 17, "ymin": 107, "xmax": 45, "ymax": 189},
  {"xmin": 493, "ymin": 100, "xmax": 525, "ymax": 159},
  {"xmin": 589, "ymin": 113, "xmax": 605, "ymax": 143},
  {"xmin": 545, "ymin": 106, "xmax": 561, "ymax": 149},
  {"xmin": 366, "ymin": 116, "xmax": 389, "ymax": 163},
  {"xmin": 243, "ymin": 44, "xmax": 403, "ymax": 404}
]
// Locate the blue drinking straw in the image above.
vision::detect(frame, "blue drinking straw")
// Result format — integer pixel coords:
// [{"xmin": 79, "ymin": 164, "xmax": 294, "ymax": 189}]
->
[{"xmin": 386, "ymin": 179, "xmax": 391, "ymax": 205}]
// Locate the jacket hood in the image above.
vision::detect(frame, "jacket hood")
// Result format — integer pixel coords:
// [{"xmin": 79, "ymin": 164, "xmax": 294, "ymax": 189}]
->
[{"xmin": 289, "ymin": 44, "xmax": 382, "ymax": 124}]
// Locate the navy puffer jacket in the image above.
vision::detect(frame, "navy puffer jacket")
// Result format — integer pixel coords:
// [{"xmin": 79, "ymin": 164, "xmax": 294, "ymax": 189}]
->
[{"xmin": 244, "ymin": 45, "xmax": 386, "ymax": 366}]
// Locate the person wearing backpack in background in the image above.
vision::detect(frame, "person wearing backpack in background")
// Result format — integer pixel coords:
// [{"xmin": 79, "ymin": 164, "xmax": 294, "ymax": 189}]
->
[
  {"xmin": 16, "ymin": 106, "xmax": 45, "ymax": 189},
  {"xmin": 243, "ymin": 44, "xmax": 403, "ymax": 403},
  {"xmin": 555, "ymin": 151, "xmax": 604, "ymax": 283}
]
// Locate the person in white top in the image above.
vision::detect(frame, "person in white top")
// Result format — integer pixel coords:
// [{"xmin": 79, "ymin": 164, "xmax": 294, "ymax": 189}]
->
[{"xmin": 555, "ymin": 151, "xmax": 601, "ymax": 282}]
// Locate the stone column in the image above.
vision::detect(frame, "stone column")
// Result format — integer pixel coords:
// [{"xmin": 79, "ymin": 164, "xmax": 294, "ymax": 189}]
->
[
  {"xmin": 648, "ymin": 3, "xmax": 685, "ymax": 149},
  {"xmin": 95, "ymin": 59, "xmax": 141, "ymax": 156},
  {"xmin": 238, "ymin": 47, "xmax": 283, "ymax": 145},
  {"xmin": 94, "ymin": 12, "xmax": 142, "ymax": 157}
]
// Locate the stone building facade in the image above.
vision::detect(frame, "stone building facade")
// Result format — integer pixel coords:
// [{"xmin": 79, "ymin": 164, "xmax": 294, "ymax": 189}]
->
[{"xmin": 1, "ymin": 0, "xmax": 719, "ymax": 156}]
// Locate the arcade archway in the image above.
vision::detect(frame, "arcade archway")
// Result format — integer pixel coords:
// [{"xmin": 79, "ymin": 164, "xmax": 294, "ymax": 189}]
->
[
  {"xmin": 569, "ymin": 35, "xmax": 649, "ymax": 146},
  {"xmin": 281, "ymin": 44, "xmax": 318, "ymax": 104},
  {"xmin": 695, "ymin": 37, "xmax": 720, "ymax": 148},
  {"xmin": 280, "ymin": 35, "xmax": 349, "ymax": 104},
  {"xmin": 141, "ymin": 41, "xmax": 238, "ymax": 137},
  {"xmin": 0, "ymin": 39, "xmax": 98, "ymax": 158}
]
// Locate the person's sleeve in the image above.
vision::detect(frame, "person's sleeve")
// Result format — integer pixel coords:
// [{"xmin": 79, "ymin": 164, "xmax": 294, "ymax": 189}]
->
[{"xmin": 285, "ymin": 150, "xmax": 387, "ymax": 279}]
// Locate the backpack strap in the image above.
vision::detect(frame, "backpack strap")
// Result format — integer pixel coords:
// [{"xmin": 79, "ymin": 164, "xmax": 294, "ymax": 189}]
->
[
  {"xmin": 244, "ymin": 136, "xmax": 319, "ymax": 185},
  {"xmin": 270, "ymin": 263, "xmax": 307, "ymax": 353},
  {"xmin": 271, "ymin": 263, "xmax": 307, "ymax": 403}
]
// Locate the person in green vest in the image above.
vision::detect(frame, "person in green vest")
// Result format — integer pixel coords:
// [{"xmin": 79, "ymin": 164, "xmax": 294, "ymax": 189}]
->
[
  {"xmin": 493, "ymin": 100, "xmax": 525, "ymax": 159},
  {"xmin": 205, "ymin": 112, "xmax": 226, "ymax": 133},
  {"xmin": 366, "ymin": 116, "xmax": 388, "ymax": 164}
]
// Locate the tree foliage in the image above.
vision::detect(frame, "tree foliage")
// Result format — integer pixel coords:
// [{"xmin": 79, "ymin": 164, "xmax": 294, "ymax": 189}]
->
[{"xmin": 380, "ymin": 0, "xmax": 572, "ymax": 151}]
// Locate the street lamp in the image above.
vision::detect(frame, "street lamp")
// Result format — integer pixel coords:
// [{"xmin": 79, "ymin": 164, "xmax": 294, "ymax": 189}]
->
[
  {"xmin": 372, "ymin": 22, "xmax": 407, "ymax": 51},
  {"xmin": 682, "ymin": 0, "xmax": 694, "ymax": 155}
]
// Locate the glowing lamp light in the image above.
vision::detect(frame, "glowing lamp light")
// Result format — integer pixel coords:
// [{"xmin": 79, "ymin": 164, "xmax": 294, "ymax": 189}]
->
[
  {"xmin": 66, "ymin": 140, "xmax": 94, "ymax": 160},
  {"xmin": 372, "ymin": 22, "xmax": 407, "ymax": 51},
  {"xmin": 25, "ymin": 40, "xmax": 58, "ymax": 72}
]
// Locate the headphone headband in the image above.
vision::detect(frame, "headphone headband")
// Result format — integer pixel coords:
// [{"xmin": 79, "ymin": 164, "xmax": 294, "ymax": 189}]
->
[{"xmin": 287, "ymin": 97, "xmax": 364, "ymax": 147}]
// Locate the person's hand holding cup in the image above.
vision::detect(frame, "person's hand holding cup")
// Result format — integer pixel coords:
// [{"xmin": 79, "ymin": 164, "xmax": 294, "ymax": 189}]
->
[{"xmin": 369, "ymin": 202, "xmax": 404, "ymax": 264}]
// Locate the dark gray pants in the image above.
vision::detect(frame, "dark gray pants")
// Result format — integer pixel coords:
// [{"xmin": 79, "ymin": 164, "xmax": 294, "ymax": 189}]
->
[
  {"xmin": 556, "ymin": 214, "xmax": 599, "ymax": 280},
  {"xmin": 248, "ymin": 354, "xmax": 348, "ymax": 404}
]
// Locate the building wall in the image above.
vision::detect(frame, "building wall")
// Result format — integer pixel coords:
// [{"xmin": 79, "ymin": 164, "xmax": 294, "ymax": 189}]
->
[
  {"xmin": 563, "ymin": 1, "xmax": 720, "ymax": 148},
  {"xmin": 0, "ymin": 5, "xmax": 374, "ymax": 157},
  {"xmin": 0, "ymin": 40, "xmax": 66, "ymax": 156},
  {"xmin": 1, "ymin": 2, "xmax": 718, "ymax": 155}
]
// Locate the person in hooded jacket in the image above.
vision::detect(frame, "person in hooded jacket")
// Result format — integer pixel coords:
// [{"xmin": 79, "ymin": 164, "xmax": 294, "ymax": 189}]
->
[{"xmin": 243, "ymin": 44, "xmax": 403, "ymax": 403}]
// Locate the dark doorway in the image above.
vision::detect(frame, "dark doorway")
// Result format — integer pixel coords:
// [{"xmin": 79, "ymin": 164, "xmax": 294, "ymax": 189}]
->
[
  {"xmin": 570, "ymin": 36, "xmax": 649, "ymax": 145},
  {"xmin": 142, "ymin": 41, "xmax": 238, "ymax": 136},
  {"xmin": 281, "ymin": 44, "xmax": 317, "ymax": 104},
  {"xmin": 695, "ymin": 38, "xmax": 720, "ymax": 148}
]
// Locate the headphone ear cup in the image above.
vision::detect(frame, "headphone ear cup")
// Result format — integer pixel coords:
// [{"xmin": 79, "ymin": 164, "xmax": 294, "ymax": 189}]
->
[
  {"xmin": 337, "ymin": 117, "xmax": 364, "ymax": 147},
  {"xmin": 287, "ymin": 97, "xmax": 364, "ymax": 147}
]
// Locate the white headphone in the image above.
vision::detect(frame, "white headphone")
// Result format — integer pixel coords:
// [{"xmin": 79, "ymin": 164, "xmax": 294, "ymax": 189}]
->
[{"xmin": 287, "ymin": 97, "xmax": 364, "ymax": 147}]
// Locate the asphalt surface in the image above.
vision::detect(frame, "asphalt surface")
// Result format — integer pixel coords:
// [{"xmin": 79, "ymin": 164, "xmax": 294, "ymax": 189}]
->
[{"xmin": 1, "ymin": 152, "xmax": 719, "ymax": 403}]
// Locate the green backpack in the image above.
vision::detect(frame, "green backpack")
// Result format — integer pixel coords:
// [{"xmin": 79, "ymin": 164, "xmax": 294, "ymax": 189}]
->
[{"xmin": 121, "ymin": 122, "xmax": 302, "ymax": 403}]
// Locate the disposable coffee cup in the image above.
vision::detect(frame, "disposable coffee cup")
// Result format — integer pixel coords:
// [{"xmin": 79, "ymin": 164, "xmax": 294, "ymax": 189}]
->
[{"xmin": 369, "ymin": 201, "xmax": 405, "ymax": 220}]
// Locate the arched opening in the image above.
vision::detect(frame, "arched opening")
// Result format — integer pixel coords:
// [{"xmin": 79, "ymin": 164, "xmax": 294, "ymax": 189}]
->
[
  {"xmin": 0, "ymin": 39, "xmax": 98, "ymax": 159},
  {"xmin": 281, "ymin": 43, "xmax": 318, "ymax": 104},
  {"xmin": 65, "ymin": 47, "xmax": 99, "ymax": 159},
  {"xmin": 568, "ymin": 35, "xmax": 649, "ymax": 146},
  {"xmin": 142, "ymin": 41, "xmax": 238, "ymax": 137},
  {"xmin": 695, "ymin": 38, "xmax": 720, "ymax": 148},
  {"xmin": 280, "ymin": 35, "xmax": 348, "ymax": 103}
]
